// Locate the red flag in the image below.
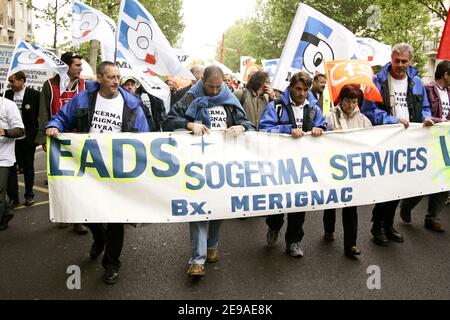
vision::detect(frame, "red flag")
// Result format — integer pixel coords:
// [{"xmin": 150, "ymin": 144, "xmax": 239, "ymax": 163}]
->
[{"xmin": 437, "ymin": 9, "xmax": 450, "ymax": 59}]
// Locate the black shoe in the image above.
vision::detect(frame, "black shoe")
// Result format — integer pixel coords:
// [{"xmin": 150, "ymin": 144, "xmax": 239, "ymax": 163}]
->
[
  {"xmin": 9, "ymin": 199, "xmax": 19, "ymax": 209},
  {"xmin": 90, "ymin": 241, "xmax": 105, "ymax": 260},
  {"xmin": 324, "ymin": 232, "xmax": 335, "ymax": 241},
  {"xmin": 103, "ymin": 268, "xmax": 119, "ymax": 285},
  {"xmin": 344, "ymin": 246, "xmax": 361, "ymax": 257},
  {"xmin": 371, "ymin": 224, "xmax": 389, "ymax": 246},
  {"xmin": 24, "ymin": 198, "xmax": 34, "ymax": 207},
  {"xmin": 385, "ymin": 226, "xmax": 404, "ymax": 243}
]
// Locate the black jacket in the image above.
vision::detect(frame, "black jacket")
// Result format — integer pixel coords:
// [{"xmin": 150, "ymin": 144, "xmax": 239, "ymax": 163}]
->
[{"xmin": 6, "ymin": 87, "xmax": 40, "ymax": 145}]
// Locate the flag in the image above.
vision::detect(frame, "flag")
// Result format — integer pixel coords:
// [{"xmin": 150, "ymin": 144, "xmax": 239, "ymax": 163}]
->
[
  {"xmin": 325, "ymin": 59, "xmax": 383, "ymax": 105},
  {"xmin": 240, "ymin": 56, "xmax": 256, "ymax": 82},
  {"xmin": 72, "ymin": 0, "xmax": 116, "ymax": 62},
  {"xmin": 117, "ymin": 0, "xmax": 193, "ymax": 79},
  {"xmin": 261, "ymin": 59, "xmax": 280, "ymax": 82},
  {"xmin": 8, "ymin": 40, "xmax": 69, "ymax": 93},
  {"xmin": 355, "ymin": 37, "xmax": 391, "ymax": 67},
  {"xmin": 437, "ymin": 9, "xmax": 450, "ymax": 60},
  {"xmin": 115, "ymin": 49, "xmax": 170, "ymax": 107},
  {"xmin": 272, "ymin": 3, "xmax": 357, "ymax": 91}
]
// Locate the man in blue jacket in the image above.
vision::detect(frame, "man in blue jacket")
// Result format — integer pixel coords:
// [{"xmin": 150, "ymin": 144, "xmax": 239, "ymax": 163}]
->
[
  {"xmin": 259, "ymin": 71, "xmax": 326, "ymax": 257},
  {"xmin": 362, "ymin": 43, "xmax": 434, "ymax": 246},
  {"xmin": 46, "ymin": 61, "xmax": 150, "ymax": 284}
]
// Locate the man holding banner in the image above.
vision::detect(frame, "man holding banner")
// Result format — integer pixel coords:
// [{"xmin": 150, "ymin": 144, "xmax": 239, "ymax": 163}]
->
[
  {"xmin": 45, "ymin": 62, "xmax": 150, "ymax": 284},
  {"xmin": 259, "ymin": 71, "xmax": 326, "ymax": 257},
  {"xmin": 163, "ymin": 65, "xmax": 254, "ymax": 278},
  {"xmin": 399, "ymin": 60, "xmax": 450, "ymax": 233},
  {"xmin": 362, "ymin": 43, "xmax": 434, "ymax": 246}
]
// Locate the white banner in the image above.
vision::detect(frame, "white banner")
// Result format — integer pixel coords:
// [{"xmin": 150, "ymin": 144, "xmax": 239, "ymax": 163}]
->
[
  {"xmin": 272, "ymin": 3, "xmax": 357, "ymax": 91},
  {"xmin": 48, "ymin": 124, "xmax": 450, "ymax": 223}
]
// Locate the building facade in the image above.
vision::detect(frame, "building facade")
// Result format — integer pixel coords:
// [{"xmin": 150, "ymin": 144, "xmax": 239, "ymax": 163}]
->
[{"xmin": 0, "ymin": 0, "xmax": 32, "ymax": 45}]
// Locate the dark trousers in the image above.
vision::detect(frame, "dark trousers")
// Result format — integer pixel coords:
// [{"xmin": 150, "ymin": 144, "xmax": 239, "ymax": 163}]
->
[
  {"xmin": 266, "ymin": 212, "xmax": 305, "ymax": 243},
  {"xmin": 87, "ymin": 223, "xmax": 124, "ymax": 270},
  {"xmin": 7, "ymin": 140, "xmax": 36, "ymax": 201},
  {"xmin": 323, "ymin": 207, "xmax": 358, "ymax": 249},
  {"xmin": 372, "ymin": 200, "xmax": 400, "ymax": 227}
]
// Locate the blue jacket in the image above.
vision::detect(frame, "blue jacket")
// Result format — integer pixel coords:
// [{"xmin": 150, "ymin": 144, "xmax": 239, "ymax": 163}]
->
[
  {"xmin": 46, "ymin": 81, "xmax": 150, "ymax": 133},
  {"xmin": 258, "ymin": 88, "xmax": 327, "ymax": 134},
  {"xmin": 362, "ymin": 63, "xmax": 431, "ymax": 125}
]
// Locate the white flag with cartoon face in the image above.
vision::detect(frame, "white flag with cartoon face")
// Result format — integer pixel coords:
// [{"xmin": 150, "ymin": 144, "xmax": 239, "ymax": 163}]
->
[
  {"xmin": 117, "ymin": 0, "xmax": 194, "ymax": 79},
  {"xmin": 72, "ymin": 0, "xmax": 116, "ymax": 62},
  {"xmin": 8, "ymin": 40, "xmax": 69, "ymax": 93},
  {"xmin": 272, "ymin": 3, "xmax": 357, "ymax": 91}
]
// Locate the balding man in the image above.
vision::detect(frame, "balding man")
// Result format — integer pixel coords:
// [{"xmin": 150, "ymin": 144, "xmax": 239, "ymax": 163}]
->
[{"xmin": 171, "ymin": 65, "xmax": 205, "ymax": 106}]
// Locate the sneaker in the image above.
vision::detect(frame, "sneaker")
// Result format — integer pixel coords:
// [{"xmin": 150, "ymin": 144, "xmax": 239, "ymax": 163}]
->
[
  {"xmin": 344, "ymin": 246, "xmax": 361, "ymax": 258},
  {"xmin": 424, "ymin": 221, "xmax": 445, "ymax": 232},
  {"xmin": 187, "ymin": 264, "xmax": 205, "ymax": 277},
  {"xmin": 206, "ymin": 249, "xmax": 219, "ymax": 263},
  {"xmin": 103, "ymin": 268, "xmax": 119, "ymax": 285},
  {"xmin": 24, "ymin": 198, "xmax": 34, "ymax": 207},
  {"xmin": 400, "ymin": 207, "xmax": 412, "ymax": 223},
  {"xmin": 73, "ymin": 223, "xmax": 88, "ymax": 235},
  {"xmin": 266, "ymin": 229, "xmax": 279, "ymax": 245},
  {"xmin": 285, "ymin": 242, "xmax": 304, "ymax": 257},
  {"xmin": 90, "ymin": 241, "xmax": 105, "ymax": 260},
  {"xmin": 324, "ymin": 232, "xmax": 335, "ymax": 241}
]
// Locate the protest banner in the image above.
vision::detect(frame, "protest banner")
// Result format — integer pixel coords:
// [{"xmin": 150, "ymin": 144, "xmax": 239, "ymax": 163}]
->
[{"xmin": 47, "ymin": 124, "xmax": 450, "ymax": 223}]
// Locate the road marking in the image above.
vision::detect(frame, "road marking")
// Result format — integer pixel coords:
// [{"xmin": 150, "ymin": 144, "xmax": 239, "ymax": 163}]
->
[
  {"xmin": 18, "ymin": 182, "xmax": 49, "ymax": 194},
  {"xmin": 14, "ymin": 201, "xmax": 49, "ymax": 210}
]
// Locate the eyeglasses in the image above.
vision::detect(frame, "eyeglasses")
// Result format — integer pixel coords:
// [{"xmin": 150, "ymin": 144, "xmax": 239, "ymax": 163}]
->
[{"xmin": 341, "ymin": 99, "xmax": 359, "ymax": 107}]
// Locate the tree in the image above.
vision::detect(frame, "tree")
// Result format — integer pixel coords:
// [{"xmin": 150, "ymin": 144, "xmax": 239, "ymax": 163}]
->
[
  {"xmin": 417, "ymin": 0, "xmax": 448, "ymax": 22},
  {"xmin": 30, "ymin": 0, "xmax": 71, "ymax": 49}
]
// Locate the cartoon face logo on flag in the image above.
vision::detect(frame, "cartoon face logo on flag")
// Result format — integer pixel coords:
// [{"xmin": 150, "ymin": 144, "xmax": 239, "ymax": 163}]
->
[
  {"xmin": 126, "ymin": 21, "xmax": 156, "ymax": 65},
  {"xmin": 117, "ymin": 0, "xmax": 194, "ymax": 79},
  {"xmin": 272, "ymin": 4, "xmax": 357, "ymax": 91},
  {"xmin": 72, "ymin": 4, "xmax": 99, "ymax": 39},
  {"xmin": 291, "ymin": 17, "xmax": 335, "ymax": 74},
  {"xmin": 16, "ymin": 52, "xmax": 45, "ymax": 65},
  {"xmin": 325, "ymin": 59, "xmax": 383, "ymax": 104},
  {"xmin": 71, "ymin": 1, "xmax": 117, "ymax": 62}
]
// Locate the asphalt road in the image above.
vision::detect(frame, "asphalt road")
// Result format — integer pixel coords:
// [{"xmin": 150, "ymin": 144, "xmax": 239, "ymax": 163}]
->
[{"xmin": 0, "ymin": 147, "xmax": 449, "ymax": 300}]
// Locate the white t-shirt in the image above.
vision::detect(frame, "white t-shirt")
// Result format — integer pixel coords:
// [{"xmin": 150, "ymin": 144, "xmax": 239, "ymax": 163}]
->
[
  {"xmin": 0, "ymin": 98, "xmax": 25, "ymax": 166},
  {"xmin": 389, "ymin": 75, "xmax": 409, "ymax": 121},
  {"xmin": 290, "ymin": 98, "xmax": 308, "ymax": 129},
  {"xmin": 437, "ymin": 87, "xmax": 450, "ymax": 119},
  {"xmin": 208, "ymin": 106, "xmax": 228, "ymax": 130},
  {"xmin": 13, "ymin": 88, "xmax": 25, "ymax": 111},
  {"xmin": 89, "ymin": 93, "xmax": 124, "ymax": 134}
]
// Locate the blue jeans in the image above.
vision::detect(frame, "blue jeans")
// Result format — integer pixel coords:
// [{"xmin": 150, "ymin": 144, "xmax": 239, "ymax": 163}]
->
[
  {"xmin": 189, "ymin": 220, "xmax": 222, "ymax": 265},
  {"xmin": 400, "ymin": 192, "xmax": 449, "ymax": 223}
]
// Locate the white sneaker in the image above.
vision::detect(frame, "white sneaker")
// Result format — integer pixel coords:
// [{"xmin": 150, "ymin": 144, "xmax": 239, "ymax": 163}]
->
[{"xmin": 286, "ymin": 242, "xmax": 304, "ymax": 257}]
